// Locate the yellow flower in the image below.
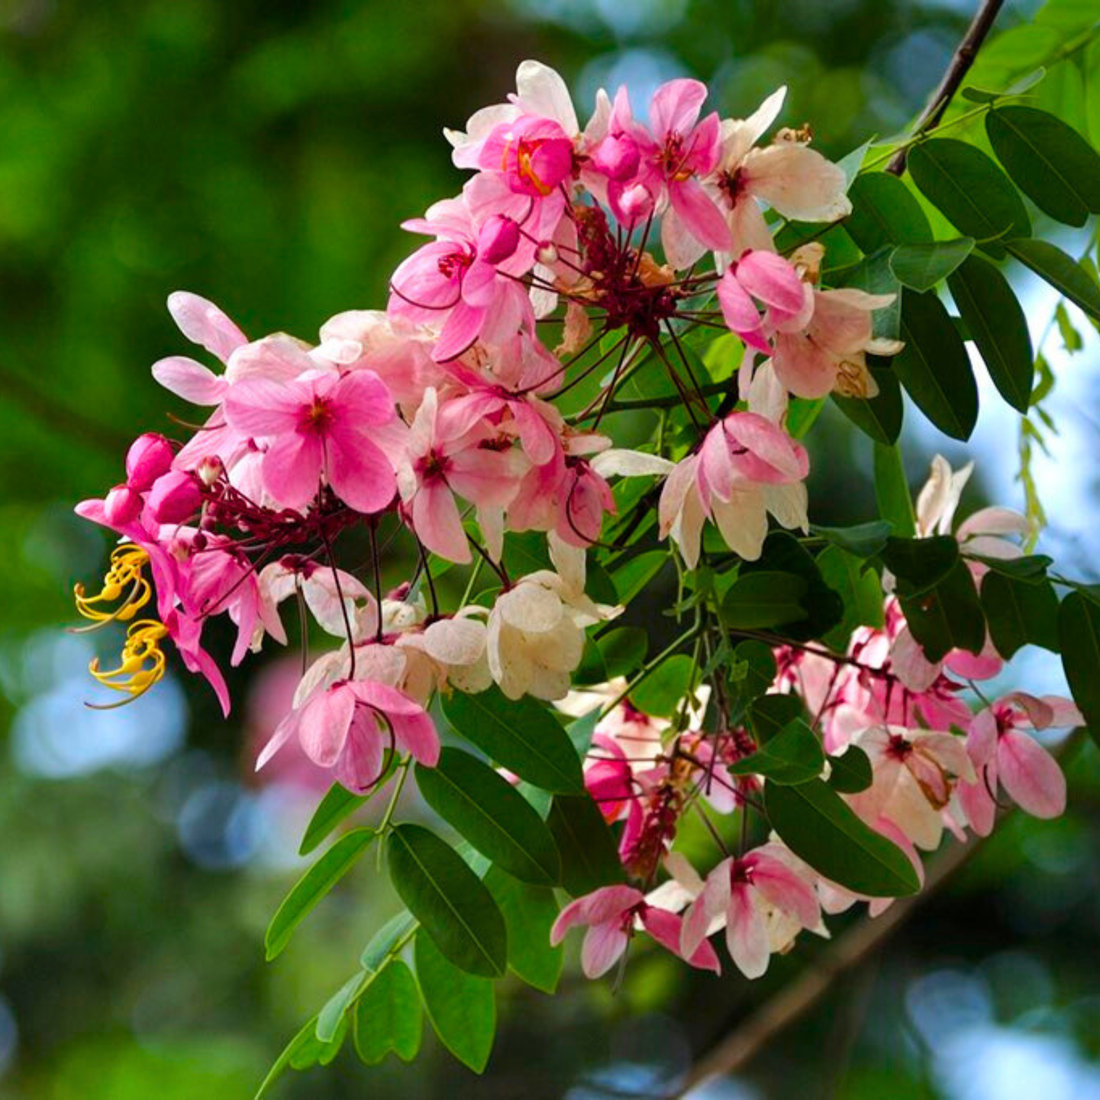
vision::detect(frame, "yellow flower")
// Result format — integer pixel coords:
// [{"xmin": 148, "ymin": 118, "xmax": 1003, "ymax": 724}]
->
[
  {"xmin": 74, "ymin": 544, "xmax": 152, "ymax": 625},
  {"xmin": 88, "ymin": 619, "xmax": 169, "ymax": 704}
]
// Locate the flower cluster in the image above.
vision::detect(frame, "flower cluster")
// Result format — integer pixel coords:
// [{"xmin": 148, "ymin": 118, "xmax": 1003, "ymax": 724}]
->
[{"xmin": 72, "ymin": 62, "xmax": 1077, "ymax": 990}]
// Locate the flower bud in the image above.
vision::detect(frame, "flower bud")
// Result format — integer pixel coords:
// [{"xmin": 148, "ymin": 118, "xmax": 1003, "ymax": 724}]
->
[
  {"xmin": 103, "ymin": 484, "xmax": 143, "ymax": 527},
  {"xmin": 535, "ymin": 242, "xmax": 559, "ymax": 266},
  {"xmin": 196, "ymin": 456, "xmax": 223, "ymax": 487},
  {"xmin": 477, "ymin": 215, "xmax": 521, "ymax": 265},
  {"xmin": 591, "ymin": 133, "xmax": 640, "ymax": 182},
  {"xmin": 617, "ymin": 182, "xmax": 654, "ymax": 224},
  {"xmin": 125, "ymin": 433, "xmax": 174, "ymax": 491},
  {"xmin": 147, "ymin": 470, "xmax": 202, "ymax": 524}
]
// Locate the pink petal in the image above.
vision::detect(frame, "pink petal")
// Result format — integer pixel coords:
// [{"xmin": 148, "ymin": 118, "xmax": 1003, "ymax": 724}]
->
[
  {"xmin": 223, "ymin": 378, "xmax": 303, "ymax": 439},
  {"xmin": 412, "ymin": 481, "xmax": 470, "ymax": 563},
  {"xmin": 261, "ymin": 431, "xmax": 323, "ymax": 511},
  {"xmin": 642, "ymin": 908, "xmax": 721, "ymax": 973},
  {"xmin": 326, "ymin": 431, "xmax": 396, "ymax": 515},
  {"xmin": 649, "ymin": 78, "xmax": 707, "ymax": 139},
  {"xmin": 332, "ymin": 369, "xmax": 394, "ymax": 426},
  {"xmin": 726, "ymin": 883, "xmax": 770, "ymax": 979},
  {"xmin": 747, "ymin": 853, "xmax": 819, "ymax": 928},
  {"xmin": 669, "ymin": 178, "xmax": 732, "ymax": 252},
  {"xmin": 167, "ymin": 291, "xmax": 247, "ymax": 363},
  {"xmin": 581, "ymin": 923, "xmax": 630, "ymax": 979},
  {"xmin": 998, "ymin": 730, "xmax": 1067, "ymax": 819},
  {"xmin": 151, "ymin": 356, "xmax": 226, "ymax": 405},
  {"xmin": 736, "ymin": 250, "xmax": 806, "ymax": 317},
  {"xmin": 717, "ymin": 270, "xmax": 769, "ymax": 352},
  {"xmin": 298, "ymin": 686, "xmax": 356, "ymax": 768}
]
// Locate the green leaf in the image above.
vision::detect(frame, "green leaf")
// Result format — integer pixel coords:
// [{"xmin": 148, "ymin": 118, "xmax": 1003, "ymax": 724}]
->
[
  {"xmin": 895, "ymin": 289, "xmax": 978, "ymax": 440},
  {"xmin": 832, "ymin": 361, "xmax": 904, "ymax": 444},
  {"xmin": 813, "ymin": 521, "xmax": 894, "ymax": 559},
  {"xmin": 720, "ymin": 571, "xmax": 809, "ymax": 630},
  {"xmin": 981, "ymin": 572, "xmax": 1060, "ymax": 658},
  {"xmin": 908, "ymin": 138, "xmax": 1031, "ymax": 258},
  {"xmin": 742, "ymin": 532, "xmax": 844, "ymax": 642},
  {"xmin": 414, "ymin": 930, "xmax": 496, "ymax": 1073},
  {"xmin": 967, "ymin": 553, "xmax": 1053, "ymax": 580},
  {"xmin": 611, "ymin": 550, "xmax": 669, "ymax": 604},
  {"xmin": 748, "ymin": 694, "xmax": 807, "ymax": 743},
  {"xmin": 265, "ymin": 828, "xmax": 376, "ymax": 961},
  {"xmin": 298, "ymin": 782, "xmax": 371, "ymax": 857},
  {"xmin": 547, "ymin": 794, "xmax": 626, "ymax": 897},
  {"xmin": 873, "ymin": 443, "xmax": 916, "ymax": 537},
  {"xmin": 948, "ymin": 254, "xmax": 1034, "ymax": 412},
  {"xmin": 766, "ymin": 779, "xmax": 920, "ymax": 897},
  {"xmin": 317, "ymin": 971, "xmax": 370, "ymax": 1043},
  {"xmin": 889, "ymin": 238, "xmax": 974, "ymax": 291},
  {"xmin": 597, "ymin": 626, "xmax": 648, "ymax": 679},
  {"xmin": 443, "ymin": 687, "xmax": 585, "ymax": 795},
  {"xmin": 827, "ymin": 746, "xmax": 873, "ymax": 794},
  {"xmin": 1059, "ymin": 592, "xmax": 1100, "ymax": 746},
  {"xmin": 897, "ymin": 560, "xmax": 986, "ymax": 662},
  {"xmin": 729, "ymin": 718, "xmax": 825, "ymax": 784},
  {"xmin": 817, "ymin": 544, "xmax": 885, "ymax": 650},
  {"xmin": 415, "ymin": 749, "xmax": 560, "ymax": 886},
  {"xmin": 631, "ymin": 653, "xmax": 695, "ymax": 718},
  {"xmin": 986, "ymin": 105, "xmax": 1100, "ymax": 227},
  {"xmin": 846, "ymin": 172, "xmax": 932, "ymax": 252},
  {"xmin": 352, "ymin": 959, "xmax": 422, "ymax": 1065},
  {"xmin": 483, "ymin": 866, "xmax": 563, "ymax": 994},
  {"xmin": 1006, "ymin": 238, "xmax": 1100, "ymax": 324},
  {"xmin": 386, "ymin": 824, "xmax": 507, "ymax": 978},
  {"xmin": 881, "ymin": 535, "xmax": 959, "ymax": 593}
]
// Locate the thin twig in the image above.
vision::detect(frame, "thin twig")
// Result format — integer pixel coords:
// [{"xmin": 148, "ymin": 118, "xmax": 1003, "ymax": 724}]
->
[{"xmin": 885, "ymin": 0, "xmax": 1005, "ymax": 175}]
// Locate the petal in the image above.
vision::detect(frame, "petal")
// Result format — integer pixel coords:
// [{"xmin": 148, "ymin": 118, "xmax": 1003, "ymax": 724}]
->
[
  {"xmin": 412, "ymin": 481, "xmax": 471, "ymax": 563},
  {"xmin": 262, "ymin": 431, "xmax": 323, "ymax": 511},
  {"xmin": 748, "ymin": 854, "xmax": 820, "ymax": 928},
  {"xmin": 642, "ymin": 908, "xmax": 721, "ymax": 973},
  {"xmin": 726, "ymin": 884, "xmax": 770, "ymax": 979},
  {"xmin": 327, "ymin": 433, "xmax": 397, "ymax": 515},
  {"xmin": 151, "ymin": 356, "xmax": 226, "ymax": 405},
  {"xmin": 298, "ymin": 686, "xmax": 355, "ymax": 767},
  {"xmin": 998, "ymin": 730, "xmax": 1067, "ymax": 819},
  {"xmin": 167, "ymin": 291, "xmax": 247, "ymax": 363},
  {"xmin": 581, "ymin": 923, "xmax": 630, "ymax": 979}
]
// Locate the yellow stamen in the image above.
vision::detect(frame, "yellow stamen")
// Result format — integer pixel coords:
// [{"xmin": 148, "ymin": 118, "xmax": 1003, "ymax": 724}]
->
[
  {"xmin": 88, "ymin": 618, "xmax": 169, "ymax": 703},
  {"xmin": 74, "ymin": 544, "xmax": 152, "ymax": 626}
]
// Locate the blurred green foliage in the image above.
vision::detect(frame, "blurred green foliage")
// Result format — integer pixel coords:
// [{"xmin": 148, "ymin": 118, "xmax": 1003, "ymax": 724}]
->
[{"xmin": 3, "ymin": 0, "xmax": 1100, "ymax": 1097}]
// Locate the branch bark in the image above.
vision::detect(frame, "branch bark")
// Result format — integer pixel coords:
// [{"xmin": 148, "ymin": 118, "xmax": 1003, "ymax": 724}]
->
[{"xmin": 885, "ymin": 0, "xmax": 1006, "ymax": 175}]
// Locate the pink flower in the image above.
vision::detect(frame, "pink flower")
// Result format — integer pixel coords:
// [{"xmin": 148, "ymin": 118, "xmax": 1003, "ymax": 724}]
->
[
  {"xmin": 958, "ymin": 693, "xmax": 1078, "ymax": 835},
  {"xmin": 659, "ymin": 411, "xmax": 809, "ymax": 567},
  {"xmin": 711, "ymin": 87, "xmax": 851, "ymax": 258},
  {"xmin": 224, "ymin": 369, "xmax": 398, "ymax": 514},
  {"xmin": 388, "ymin": 194, "xmax": 536, "ymax": 362},
  {"xmin": 848, "ymin": 726, "xmax": 975, "ymax": 850},
  {"xmin": 717, "ymin": 250, "xmax": 808, "ymax": 355},
  {"xmin": 397, "ymin": 387, "xmax": 525, "ymax": 562},
  {"xmin": 551, "ymin": 884, "xmax": 720, "ymax": 978},
  {"xmin": 681, "ymin": 847, "xmax": 820, "ymax": 978},
  {"xmin": 613, "ymin": 79, "xmax": 730, "ymax": 267},
  {"xmin": 258, "ymin": 679, "xmax": 439, "ymax": 792},
  {"xmin": 125, "ymin": 433, "xmax": 175, "ymax": 491}
]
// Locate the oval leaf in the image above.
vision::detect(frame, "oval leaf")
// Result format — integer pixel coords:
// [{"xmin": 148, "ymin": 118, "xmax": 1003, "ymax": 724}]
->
[
  {"xmin": 728, "ymin": 717, "xmax": 825, "ymax": 784},
  {"xmin": 766, "ymin": 778, "xmax": 920, "ymax": 897},
  {"xmin": 443, "ymin": 687, "xmax": 584, "ymax": 795},
  {"xmin": 721, "ymin": 571, "xmax": 809, "ymax": 630},
  {"xmin": 894, "ymin": 289, "xmax": 978, "ymax": 440},
  {"xmin": 1006, "ymin": 238, "xmax": 1100, "ymax": 324},
  {"xmin": 908, "ymin": 138, "xmax": 1031, "ymax": 258},
  {"xmin": 265, "ymin": 828, "xmax": 376, "ymax": 960},
  {"xmin": 827, "ymin": 746, "xmax": 873, "ymax": 793},
  {"xmin": 873, "ymin": 443, "xmax": 916, "ymax": 537},
  {"xmin": 846, "ymin": 172, "xmax": 932, "ymax": 252},
  {"xmin": 547, "ymin": 794, "xmax": 626, "ymax": 897},
  {"xmin": 889, "ymin": 238, "xmax": 974, "ymax": 291},
  {"xmin": 414, "ymin": 930, "xmax": 496, "ymax": 1073},
  {"xmin": 484, "ymin": 865, "xmax": 564, "ymax": 994},
  {"xmin": 948, "ymin": 254, "xmax": 1034, "ymax": 413},
  {"xmin": 981, "ymin": 572, "xmax": 1060, "ymax": 658},
  {"xmin": 1058, "ymin": 592, "xmax": 1100, "ymax": 747},
  {"xmin": 387, "ymin": 823, "xmax": 507, "ymax": 978},
  {"xmin": 832, "ymin": 361, "xmax": 904, "ymax": 444},
  {"xmin": 352, "ymin": 959, "xmax": 422, "ymax": 1066},
  {"xmin": 986, "ymin": 105, "xmax": 1100, "ymax": 227},
  {"xmin": 298, "ymin": 782, "xmax": 370, "ymax": 857},
  {"xmin": 415, "ymin": 749, "xmax": 560, "ymax": 886}
]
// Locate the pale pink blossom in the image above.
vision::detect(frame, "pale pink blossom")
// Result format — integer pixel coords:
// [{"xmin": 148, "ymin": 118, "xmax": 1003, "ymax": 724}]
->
[
  {"xmin": 958, "ymin": 692, "xmax": 1078, "ymax": 834},
  {"xmin": 681, "ymin": 845, "xmax": 820, "ymax": 978},
  {"xmin": 717, "ymin": 249, "xmax": 808, "ymax": 354},
  {"xmin": 258, "ymin": 679, "xmax": 439, "ymax": 791},
  {"xmin": 551, "ymin": 884, "xmax": 721, "ymax": 978},
  {"xmin": 849, "ymin": 725, "xmax": 975, "ymax": 850}
]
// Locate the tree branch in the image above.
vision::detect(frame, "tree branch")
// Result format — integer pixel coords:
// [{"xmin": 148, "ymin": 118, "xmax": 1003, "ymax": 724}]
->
[{"xmin": 886, "ymin": 0, "xmax": 1006, "ymax": 175}]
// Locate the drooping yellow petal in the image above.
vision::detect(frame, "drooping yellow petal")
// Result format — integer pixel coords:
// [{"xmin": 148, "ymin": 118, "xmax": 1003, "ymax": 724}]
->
[{"xmin": 74, "ymin": 544, "xmax": 152, "ymax": 626}]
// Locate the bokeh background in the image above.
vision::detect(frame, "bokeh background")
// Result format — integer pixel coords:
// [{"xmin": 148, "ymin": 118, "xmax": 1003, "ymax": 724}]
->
[{"xmin": 2, "ymin": 0, "xmax": 1099, "ymax": 1096}]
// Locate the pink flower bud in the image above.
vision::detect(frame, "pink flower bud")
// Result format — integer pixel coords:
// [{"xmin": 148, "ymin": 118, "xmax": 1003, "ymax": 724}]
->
[
  {"xmin": 591, "ymin": 133, "xmax": 640, "ymax": 182},
  {"xmin": 617, "ymin": 182, "xmax": 654, "ymax": 223},
  {"xmin": 477, "ymin": 215, "xmax": 521, "ymax": 265},
  {"xmin": 147, "ymin": 470, "xmax": 202, "ymax": 524},
  {"xmin": 125, "ymin": 433, "xmax": 174, "ymax": 491},
  {"xmin": 103, "ymin": 484, "xmax": 143, "ymax": 526}
]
